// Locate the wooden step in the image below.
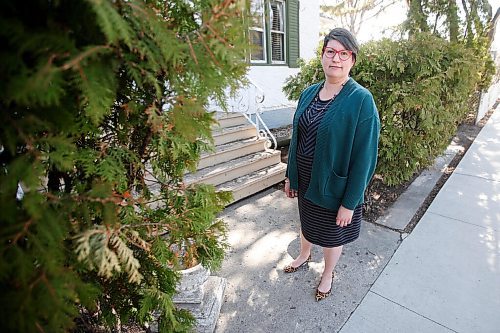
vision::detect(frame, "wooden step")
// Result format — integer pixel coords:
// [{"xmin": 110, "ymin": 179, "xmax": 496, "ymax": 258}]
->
[
  {"xmin": 212, "ymin": 124, "xmax": 257, "ymax": 146},
  {"xmin": 213, "ymin": 113, "xmax": 248, "ymax": 129},
  {"xmin": 198, "ymin": 137, "xmax": 268, "ymax": 169},
  {"xmin": 185, "ymin": 150, "xmax": 281, "ymax": 186},
  {"xmin": 217, "ymin": 163, "xmax": 287, "ymax": 204}
]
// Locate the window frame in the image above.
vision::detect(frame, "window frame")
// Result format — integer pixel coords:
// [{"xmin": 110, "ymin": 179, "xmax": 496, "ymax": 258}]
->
[
  {"xmin": 269, "ymin": 0, "xmax": 286, "ymax": 65},
  {"xmin": 249, "ymin": 0, "xmax": 267, "ymax": 63},
  {"xmin": 249, "ymin": 0, "xmax": 290, "ymax": 66}
]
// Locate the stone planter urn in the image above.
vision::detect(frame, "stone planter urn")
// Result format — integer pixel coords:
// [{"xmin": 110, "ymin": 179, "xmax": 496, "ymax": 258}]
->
[
  {"xmin": 174, "ymin": 263, "xmax": 226, "ymax": 333},
  {"xmin": 173, "ymin": 263, "xmax": 211, "ymax": 304},
  {"xmin": 150, "ymin": 263, "xmax": 226, "ymax": 333}
]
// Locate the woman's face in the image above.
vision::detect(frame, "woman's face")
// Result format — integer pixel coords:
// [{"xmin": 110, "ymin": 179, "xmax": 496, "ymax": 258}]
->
[{"xmin": 321, "ymin": 39, "xmax": 354, "ymax": 82}]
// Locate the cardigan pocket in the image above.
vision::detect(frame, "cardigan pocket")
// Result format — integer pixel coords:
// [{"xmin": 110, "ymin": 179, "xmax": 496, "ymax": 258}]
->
[{"xmin": 323, "ymin": 170, "xmax": 347, "ymax": 198}]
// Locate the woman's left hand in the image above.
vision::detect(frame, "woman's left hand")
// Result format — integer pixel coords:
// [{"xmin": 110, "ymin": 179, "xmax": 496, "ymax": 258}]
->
[{"xmin": 336, "ymin": 205, "xmax": 354, "ymax": 227}]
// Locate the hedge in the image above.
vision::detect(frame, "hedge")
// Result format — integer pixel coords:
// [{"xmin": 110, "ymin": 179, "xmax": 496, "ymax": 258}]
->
[{"xmin": 284, "ymin": 33, "xmax": 493, "ymax": 185}]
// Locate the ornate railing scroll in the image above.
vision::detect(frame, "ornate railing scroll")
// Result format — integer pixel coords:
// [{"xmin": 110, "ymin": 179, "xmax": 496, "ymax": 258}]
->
[{"xmin": 207, "ymin": 79, "xmax": 277, "ymax": 150}]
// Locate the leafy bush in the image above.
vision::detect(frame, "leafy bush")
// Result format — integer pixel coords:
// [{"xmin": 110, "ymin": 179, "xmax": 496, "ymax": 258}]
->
[
  {"xmin": 284, "ymin": 33, "xmax": 493, "ymax": 185},
  {"xmin": 0, "ymin": 0, "xmax": 248, "ymax": 332}
]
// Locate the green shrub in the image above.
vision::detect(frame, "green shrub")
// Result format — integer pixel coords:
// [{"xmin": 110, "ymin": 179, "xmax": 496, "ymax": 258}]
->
[{"xmin": 284, "ymin": 33, "xmax": 493, "ymax": 185}]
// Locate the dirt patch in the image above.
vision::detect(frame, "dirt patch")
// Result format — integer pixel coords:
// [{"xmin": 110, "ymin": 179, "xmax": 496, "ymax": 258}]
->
[{"xmin": 272, "ymin": 108, "xmax": 495, "ymax": 230}]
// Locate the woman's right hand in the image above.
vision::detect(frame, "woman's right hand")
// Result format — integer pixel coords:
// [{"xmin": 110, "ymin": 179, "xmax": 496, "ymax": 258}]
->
[{"xmin": 284, "ymin": 179, "xmax": 297, "ymax": 198}]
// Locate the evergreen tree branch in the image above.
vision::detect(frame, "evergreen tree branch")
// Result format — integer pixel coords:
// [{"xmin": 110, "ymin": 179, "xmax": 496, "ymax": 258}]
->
[
  {"xmin": 121, "ymin": 231, "xmax": 150, "ymax": 252},
  {"xmin": 1, "ymin": 0, "xmax": 247, "ymax": 329},
  {"xmin": 211, "ymin": 0, "xmax": 238, "ymax": 22},
  {"xmin": 35, "ymin": 321, "xmax": 45, "ymax": 333},
  {"xmin": 45, "ymin": 192, "xmax": 122, "ymax": 205},
  {"xmin": 186, "ymin": 36, "xmax": 199, "ymax": 65},
  {"xmin": 196, "ymin": 31, "xmax": 220, "ymax": 67},
  {"xmin": 205, "ymin": 23, "xmax": 232, "ymax": 47},
  {"xmin": 9, "ymin": 218, "xmax": 34, "ymax": 248},
  {"xmin": 60, "ymin": 45, "xmax": 111, "ymax": 71},
  {"xmin": 120, "ymin": 222, "xmax": 168, "ymax": 230}
]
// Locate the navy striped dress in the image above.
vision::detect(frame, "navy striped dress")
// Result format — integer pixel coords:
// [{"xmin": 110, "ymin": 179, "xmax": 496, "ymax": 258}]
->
[{"xmin": 297, "ymin": 93, "xmax": 363, "ymax": 248}]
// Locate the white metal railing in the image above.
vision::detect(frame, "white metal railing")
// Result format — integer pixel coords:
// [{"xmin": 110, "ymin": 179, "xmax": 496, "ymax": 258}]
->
[{"xmin": 207, "ymin": 79, "xmax": 277, "ymax": 149}]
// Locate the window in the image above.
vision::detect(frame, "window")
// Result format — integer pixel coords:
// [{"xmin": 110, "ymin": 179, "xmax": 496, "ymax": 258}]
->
[
  {"xmin": 270, "ymin": 1, "xmax": 285, "ymax": 63},
  {"xmin": 249, "ymin": 0, "xmax": 299, "ymax": 67},
  {"xmin": 250, "ymin": 0, "xmax": 266, "ymax": 62}
]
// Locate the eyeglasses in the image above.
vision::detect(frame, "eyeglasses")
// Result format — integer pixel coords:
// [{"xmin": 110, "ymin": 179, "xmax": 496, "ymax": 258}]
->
[{"xmin": 323, "ymin": 47, "xmax": 352, "ymax": 61}]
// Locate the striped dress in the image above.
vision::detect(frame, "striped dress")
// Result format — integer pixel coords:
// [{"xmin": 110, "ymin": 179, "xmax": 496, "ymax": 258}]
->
[{"xmin": 297, "ymin": 93, "xmax": 363, "ymax": 248}]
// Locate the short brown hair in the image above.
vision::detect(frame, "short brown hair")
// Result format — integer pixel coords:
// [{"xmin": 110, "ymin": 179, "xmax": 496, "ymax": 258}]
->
[{"xmin": 322, "ymin": 28, "xmax": 359, "ymax": 62}]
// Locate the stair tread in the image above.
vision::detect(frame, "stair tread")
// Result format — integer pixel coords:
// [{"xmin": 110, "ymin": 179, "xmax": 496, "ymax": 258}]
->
[
  {"xmin": 212, "ymin": 123, "xmax": 255, "ymax": 136},
  {"xmin": 216, "ymin": 162, "xmax": 287, "ymax": 192},
  {"xmin": 201, "ymin": 137, "xmax": 267, "ymax": 156},
  {"xmin": 186, "ymin": 150, "xmax": 280, "ymax": 184},
  {"xmin": 214, "ymin": 112, "xmax": 246, "ymax": 120}
]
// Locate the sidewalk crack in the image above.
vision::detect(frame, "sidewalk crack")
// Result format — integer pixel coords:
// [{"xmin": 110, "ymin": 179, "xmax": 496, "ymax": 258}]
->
[
  {"xmin": 426, "ymin": 211, "xmax": 499, "ymax": 232},
  {"xmin": 370, "ymin": 291, "xmax": 459, "ymax": 333},
  {"xmin": 453, "ymin": 171, "xmax": 500, "ymax": 183}
]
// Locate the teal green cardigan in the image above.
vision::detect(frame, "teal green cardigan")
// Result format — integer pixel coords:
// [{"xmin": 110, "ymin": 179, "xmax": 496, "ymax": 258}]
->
[{"xmin": 286, "ymin": 78, "xmax": 380, "ymax": 211}]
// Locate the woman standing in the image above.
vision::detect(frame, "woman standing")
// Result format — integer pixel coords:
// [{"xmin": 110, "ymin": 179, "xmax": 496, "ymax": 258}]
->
[{"xmin": 284, "ymin": 28, "xmax": 380, "ymax": 301}]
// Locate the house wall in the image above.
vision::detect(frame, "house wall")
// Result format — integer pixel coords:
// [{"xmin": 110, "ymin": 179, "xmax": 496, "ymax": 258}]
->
[
  {"xmin": 477, "ymin": 79, "xmax": 500, "ymax": 123},
  {"xmin": 299, "ymin": 0, "xmax": 320, "ymax": 61},
  {"xmin": 248, "ymin": 0, "xmax": 320, "ymax": 111}
]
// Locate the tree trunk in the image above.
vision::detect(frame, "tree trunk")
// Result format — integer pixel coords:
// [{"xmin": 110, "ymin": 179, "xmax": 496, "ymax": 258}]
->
[
  {"xmin": 487, "ymin": 7, "xmax": 500, "ymax": 46},
  {"xmin": 447, "ymin": 0, "xmax": 459, "ymax": 42},
  {"xmin": 406, "ymin": 0, "xmax": 428, "ymax": 37}
]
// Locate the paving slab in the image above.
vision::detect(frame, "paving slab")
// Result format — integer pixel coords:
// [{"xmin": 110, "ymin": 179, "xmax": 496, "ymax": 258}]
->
[
  {"xmin": 339, "ymin": 291, "xmax": 455, "ymax": 333},
  {"xmin": 426, "ymin": 173, "xmax": 500, "ymax": 231},
  {"xmin": 369, "ymin": 213, "xmax": 500, "ymax": 333},
  {"xmin": 376, "ymin": 152, "xmax": 456, "ymax": 231},
  {"xmin": 341, "ymin": 108, "xmax": 500, "ymax": 333},
  {"xmin": 455, "ymin": 109, "xmax": 500, "ymax": 182},
  {"xmin": 215, "ymin": 188, "xmax": 401, "ymax": 333}
]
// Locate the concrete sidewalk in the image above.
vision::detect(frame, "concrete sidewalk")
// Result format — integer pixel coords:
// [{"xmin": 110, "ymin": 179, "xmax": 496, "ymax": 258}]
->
[
  {"xmin": 214, "ymin": 108, "xmax": 499, "ymax": 333},
  {"xmin": 340, "ymin": 109, "xmax": 500, "ymax": 333}
]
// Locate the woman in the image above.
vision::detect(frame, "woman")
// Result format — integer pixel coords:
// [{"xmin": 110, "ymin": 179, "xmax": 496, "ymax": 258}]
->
[{"xmin": 284, "ymin": 28, "xmax": 380, "ymax": 301}]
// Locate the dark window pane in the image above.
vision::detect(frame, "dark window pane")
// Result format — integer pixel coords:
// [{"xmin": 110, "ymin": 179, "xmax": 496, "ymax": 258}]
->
[
  {"xmin": 270, "ymin": 2, "xmax": 284, "ymax": 32},
  {"xmin": 271, "ymin": 32, "xmax": 284, "ymax": 61},
  {"xmin": 251, "ymin": 30, "xmax": 265, "ymax": 60}
]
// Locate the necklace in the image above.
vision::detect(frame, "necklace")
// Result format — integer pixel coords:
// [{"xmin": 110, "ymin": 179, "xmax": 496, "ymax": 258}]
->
[
  {"xmin": 306, "ymin": 79, "xmax": 348, "ymax": 124},
  {"xmin": 307, "ymin": 94, "xmax": 335, "ymax": 124}
]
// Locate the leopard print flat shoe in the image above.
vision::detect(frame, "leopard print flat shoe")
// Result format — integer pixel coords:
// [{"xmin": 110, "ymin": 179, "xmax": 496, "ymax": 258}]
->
[
  {"xmin": 315, "ymin": 274, "xmax": 334, "ymax": 301},
  {"xmin": 283, "ymin": 254, "xmax": 312, "ymax": 273}
]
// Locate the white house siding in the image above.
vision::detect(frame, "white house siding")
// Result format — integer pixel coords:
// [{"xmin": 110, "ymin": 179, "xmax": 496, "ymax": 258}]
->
[
  {"xmin": 248, "ymin": 0, "xmax": 320, "ymax": 111},
  {"xmin": 247, "ymin": 66, "xmax": 300, "ymax": 111},
  {"xmin": 299, "ymin": 0, "xmax": 320, "ymax": 61},
  {"xmin": 478, "ymin": 81, "xmax": 500, "ymax": 122}
]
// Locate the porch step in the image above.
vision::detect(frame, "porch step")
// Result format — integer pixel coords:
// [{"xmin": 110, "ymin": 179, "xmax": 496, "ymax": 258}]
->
[
  {"xmin": 212, "ymin": 124, "xmax": 257, "ymax": 146},
  {"xmin": 190, "ymin": 109, "xmax": 285, "ymax": 204},
  {"xmin": 213, "ymin": 113, "xmax": 248, "ymax": 129},
  {"xmin": 186, "ymin": 150, "xmax": 281, "ymax": 186},
  {"xmin": 216, "ymin": 163, "xmax": 287, "ymax": 204},
  {"xmin": 198, "ymin": 137, "xmax": 268, "ymax": 169}
]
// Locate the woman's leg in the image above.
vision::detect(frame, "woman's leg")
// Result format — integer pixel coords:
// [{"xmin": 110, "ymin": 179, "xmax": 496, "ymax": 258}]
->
[
  {"xmin": 289, "ymin": 230, "xmax": 312, "ymax": 267},
  {"xmin": 318, "ymin": 246, "xmax": 343, "ymax": 292}
]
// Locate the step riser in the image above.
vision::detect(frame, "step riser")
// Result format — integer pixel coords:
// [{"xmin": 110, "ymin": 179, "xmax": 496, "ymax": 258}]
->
[
  {"xmin": 189, "ymin": 153, "xmax": 281, "ymax": 186},
  {"xmin": 213, "ymin": 128, "xmax": 257, "ymax": 146},
  {"xmin": 228, "ymin": 168, "xmax": 286, "ymax": 203},
  {"xmin": 194, "ymin": 113, "xmax": 284, "ymax": 205},
  {"xmin": 198, "ymin": 140, "xmax": 267, "ymax": 169},
  {"xmin": 214, "ymin": 115, "xmax": 248, "ymax": 129}
]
